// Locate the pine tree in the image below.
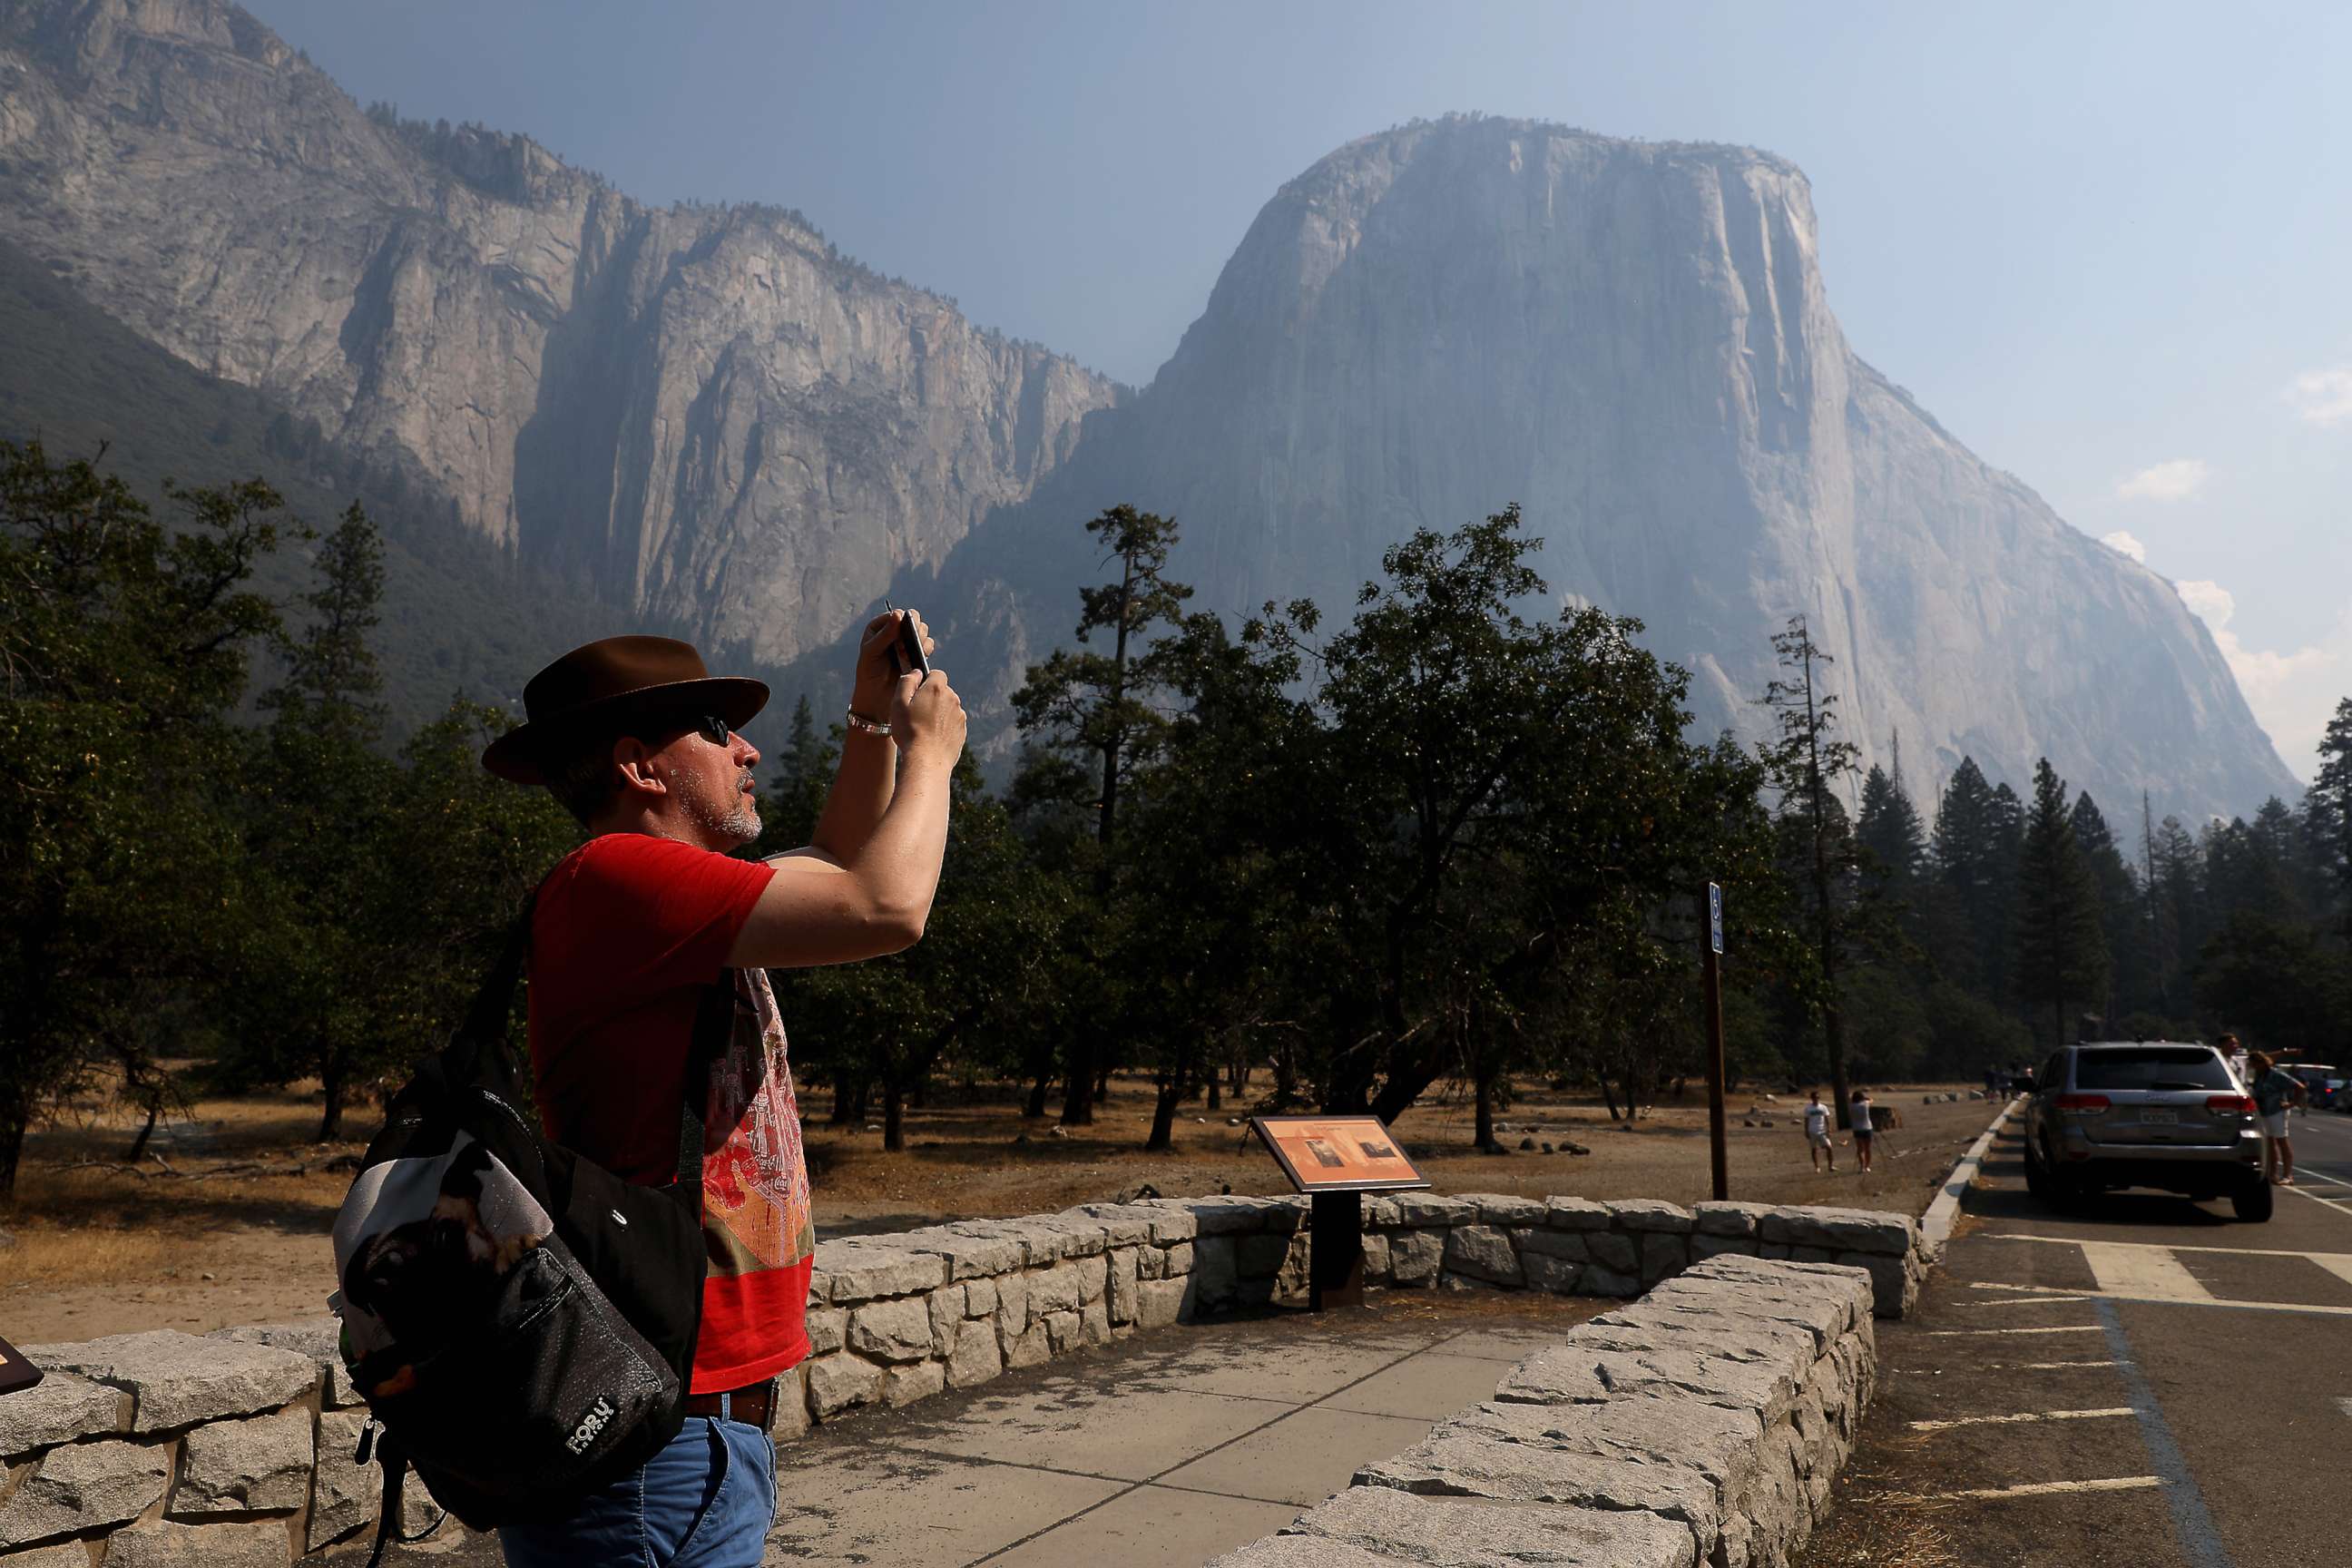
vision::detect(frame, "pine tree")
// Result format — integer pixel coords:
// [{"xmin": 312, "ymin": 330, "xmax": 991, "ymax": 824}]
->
[
  {"xmin": 2014, "ymin": 760, "xmax": 2109, "ymax": 1044},
  {"xmin": 2317, "ymin": 697, "xmax": 2352, "ymax": 936},
  {"xmin": 1857, "ymin": 764, "xmax": 1927, "ymax": 887},
  {"xmin": 2069, "ymin": 790, "xmax": 2139, "ymax": 1029},
  {"xmin": 1930, "ymin": 759, "xmax": 2001, "ymax": 988}
]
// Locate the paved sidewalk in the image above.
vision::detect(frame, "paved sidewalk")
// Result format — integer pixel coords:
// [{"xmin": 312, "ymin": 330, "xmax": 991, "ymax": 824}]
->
[{"xmin": 377, "ymin": 1294, "xmax": 1604, "ymax": 1566}]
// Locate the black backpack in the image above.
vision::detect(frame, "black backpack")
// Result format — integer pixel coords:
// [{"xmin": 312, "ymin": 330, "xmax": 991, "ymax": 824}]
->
[{"xmin": 328, "ymin": 895, "xmax": 728, "ymax": 1563}]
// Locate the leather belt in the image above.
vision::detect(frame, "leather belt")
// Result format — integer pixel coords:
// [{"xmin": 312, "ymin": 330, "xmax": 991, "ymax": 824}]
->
[{"xmin": 683, "ymin": 1377, "xmax": 778, "ymax": 1433}]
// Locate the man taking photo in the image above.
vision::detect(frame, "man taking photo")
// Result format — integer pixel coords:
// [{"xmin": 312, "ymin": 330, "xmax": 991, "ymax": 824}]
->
[{"xmin": 479, "ymin": 612, "xmax": 963, "ymax": 1567}]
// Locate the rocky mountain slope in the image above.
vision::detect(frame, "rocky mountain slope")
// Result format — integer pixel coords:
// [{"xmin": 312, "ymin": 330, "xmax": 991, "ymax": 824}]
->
[
  {"xmin": 0, "ymin": 0, "xmax": 1118, "ymax": 674},
  {"xmin": 0, "ymin": 2, "xmax": 2298, "ymax": 818},
  {"xmin": 897, "ymin": 118, "xmax": 2298, "ymax": 818}
]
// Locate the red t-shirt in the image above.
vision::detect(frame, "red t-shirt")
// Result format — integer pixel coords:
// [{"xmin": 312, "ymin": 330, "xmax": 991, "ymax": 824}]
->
[{"xmin": 528, "ymin": 833, "xmax": 817, "ymax": 1393}]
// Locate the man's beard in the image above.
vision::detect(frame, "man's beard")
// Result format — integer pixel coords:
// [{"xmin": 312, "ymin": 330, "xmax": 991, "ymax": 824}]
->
[{"xmin": 678, "ymin": 765, "xmax": 761, "ymax": 845}]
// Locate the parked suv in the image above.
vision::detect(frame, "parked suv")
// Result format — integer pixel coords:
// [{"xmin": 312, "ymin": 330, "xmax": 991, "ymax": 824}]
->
[{"xmin": 2021, "ymin": 1042, "xmax": 2270, "ymax": 1221}]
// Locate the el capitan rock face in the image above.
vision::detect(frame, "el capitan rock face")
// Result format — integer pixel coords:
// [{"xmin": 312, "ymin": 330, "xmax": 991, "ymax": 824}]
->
[
  {"xmin": 958, "ymin": 116, "xmax": 2292, "ymax": 816},
  {"xmin": 0, "ymin": 3, "xmax": 2298, "ymax": 817}
]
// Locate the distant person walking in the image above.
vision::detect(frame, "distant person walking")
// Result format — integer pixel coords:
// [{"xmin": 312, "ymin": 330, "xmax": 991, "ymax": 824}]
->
[
  {"xmin": 1984, "ymin": 1063, "xmax": 2004, "ymax": 1102},
  {"xmin": 1804, "ymin": 1089, "xmax": 1836, "ymax": 1173},
  {"xmin": 1849, "ymin": 1087, "xmax": 1877, "ymax": 1172},
  {"xmin": 2222, "ymin": 1034, "xmax": 2249, "ymax": 1087},
  {"xmin": 2249, "ymin": 1051, "xmax": 2307, "ymax": 1186}
]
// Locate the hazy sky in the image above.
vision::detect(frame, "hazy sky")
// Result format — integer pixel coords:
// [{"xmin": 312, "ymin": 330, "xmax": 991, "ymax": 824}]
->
[{"xmin": 250, "ymin": 0, "xmax": 2352, "ymax": 784}]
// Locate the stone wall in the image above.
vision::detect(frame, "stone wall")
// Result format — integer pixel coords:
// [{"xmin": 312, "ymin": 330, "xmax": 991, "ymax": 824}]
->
[
  {"xmin": 0, "ymin": 1196, "xmax": 1922, "ymax": 1562},
  {"xmin": 1209, "ymin": 1252, "xmax": 1879, "ymax": 1568}
]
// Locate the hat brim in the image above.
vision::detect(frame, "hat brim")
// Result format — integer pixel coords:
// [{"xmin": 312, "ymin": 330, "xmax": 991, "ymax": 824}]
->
[{"xmin": 481, "ymin": 675, "xmax": 770, "ymax": 785}]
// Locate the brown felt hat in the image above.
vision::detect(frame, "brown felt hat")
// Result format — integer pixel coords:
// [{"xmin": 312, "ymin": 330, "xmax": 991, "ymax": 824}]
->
[{"xmin": 481, "ymin": 635, "xmax": 769, "ymax": 785}]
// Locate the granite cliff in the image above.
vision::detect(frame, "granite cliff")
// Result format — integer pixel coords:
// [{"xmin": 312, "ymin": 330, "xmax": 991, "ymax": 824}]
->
[
  {"xmin": 906, "ymin": 118, "xmax": 2298, "ymax": 817},
  {"xmin": 0, "ymin": 2, "xmax": 2298, "ymax": 817},
  {"xmin": 0, "ymin": 0, "xmax": 1118, "ymax": 672}
]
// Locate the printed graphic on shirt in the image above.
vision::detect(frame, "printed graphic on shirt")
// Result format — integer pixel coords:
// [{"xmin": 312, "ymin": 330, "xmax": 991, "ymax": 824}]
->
[{"xmin": 701, "ymin": 968, "xmax": 816, "ymax": 1278}]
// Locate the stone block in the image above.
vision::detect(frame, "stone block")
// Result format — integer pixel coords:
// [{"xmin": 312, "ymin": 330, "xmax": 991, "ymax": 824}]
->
[
  {"xmin": 1690, "ymin": 1233, "xmax": 1762, "ymax": 1264},
  {"xmin": 1388, "ymin": 1229, "xmax": 1444, "ymax": 1286},
  {"xmin": 1756, "ymin": 1205, "xmax": 1917, "ymax": 1257},
  {"xmin": 1030, "ymin": 1217, "xmax": 1112, "ymax": 1258},
  {"xmin": 803, "ymin": 1307, "xmax": 847, "ymax": 1356},
  {"xmin": 1163, "ymin": 1242, "xmax": 1195, "ymax": 1276},
  {"xmin": 1442, "ymin": 1225, "xmax": 1524, "ymax": 1287},
  {"xmin": 815, "ymin": 1241, "xmax": 949, "ymax": 1303},
  {"xmin": 898, "ymin": 1226, "xmax": 1028, "ymax": 1279},
  {"xmin": 1044, "ymin": 1310, "xmax": 1083, "ymax": 1354},
  {"xmin": 1608, "ymin": 1199, "xmax": 1696, "ymax": 1233},
  {"xmin": 103, "ymin": 1519, "xmax": 291, "ymax": 1568},
  {"xmin": 1542, "ymin": 1196, "xmax": 1613, "ymax": 1230},
  {"xmin": 995, "ymin": 1271, "xmax": 1031, "ymax": 1337},
  {"xmin": 1524, "ymin": 1251, "xmax": 1582, "ymax": 1293},
  {"xmin": 964, "ymin": 1278, "xmax": 998, "ymax": 1318},
  {"xmin": 1580, "ymin": 1267, "xmax": 1641, "ymax": 1298},
  {"xmin": 1832, "ymin": 1250, "xmax": 1915, "ymax": 1319},
  {"xmin": 1359, "ymin": 1232, "xmax": 1392, "ymax": 1283},
  {"xmin": 209, "ymin": 1318, "xmax": 358, "ymax": 1408},
  {"xmin": 806, "ymin": 1353, "xmax": 885, "ymax": 1418},
  {"xmin": 309, "ymin": 1410, "xmax": 375, "ymax": 1550},
  {"xmin": 0, "ymin": 1368, "xmax": 127, "ymax": 1459},
  {"xmin": 1029, "ymin": 1262, "xmax": 1084, "ymax": 1318},
  {"xmin": 1513, "ymin": 1228, "xmax": 1590, "ymax": 1262},
  {"xmin": 1362, "ymin": 1196, "xmax": 1402, "ymax": 1228},
  {"xmin": 946, "ymin": 1319, "xmax": 1003, "ymax": 1389},
  {"xmin": 1583, "ymin": 1231, "xmax": 1640, "ymax": 1274},
  {"xmin": 1471, "ymin": 1194, "xmax": 1547, "ymax": 1227},
  {"xmin": 172, "ymin": 1406, "xmax": 311, "ymax": 1515},
  {"xmin": 1188, "ymin": 1236, "xmax": 1240, "ymax": 1308},
  {"xmin": 1238, "ymin": 1232, "xmax": 1294, "ymax": 1279},
  {"xmin": 1075, "ymin": 1253, "xmax": 1109, "ymax": 1304},
  {"xmin": 848, "ymin": 1297, "xmax": 936, "ymax": 1363},
  {"xmin": 1135, "ymin": 1246, "xmax": 1168, "ymax": 1281},
  {"xmin": 883, "ymin": 1361, "xmax": 946, "ymax": 1408},
  {"xmin": 1640, "ymin": 1231, "xmax": 1690, "ymax": 1286},
  {"xmin": 1690, "ymin": 1200, "xmax": 1775, "ymax": 1238},
  {"xmin": 2, "ymin": 1543, "xmax": 94, "ymax": 1568},
  {"xmin": 1266, "ymin": 1484, "xmax": 1696, "ymax": 1568},
  {"xmin": 1081, "ymin": 1301, "xmax": 1112, "ymax": 1346},
  {"xmin": 0, "ymin": 1436, "xmax": 172, "ymax": 1547},
  {"xmin": 1184, "ymin": 1197, "xmax": 1285, "ymax": 1236},
  {"xmin": 927, "ymin": 1284, "xmax": 966, "ymax": 1352},
  {"xmin": 772, "ymin": 1365, "xmax": 812, "ymax": 1445},
  {"xmin": 1790, "ymin": 1245, "xmax": 1838, "ymax": 1264},
  {"xmin": 1056, "ymin": 1203, "xmax": 1162, "ymax": 1246},
  {"xmin": 1134, "ymin": 1278, "xmax": 1187, "ymax": 1330},
  {"xmin": 32, "ymin": 1332, "xmax": 315, "ymax": 1435},
  {"xmin": 1107, "ymin": 1250, "xmax": 1138, "ymax": 1324},
  {"xmin": 944, "ymin": 1217, "xmax": 1058, "ymax": 1268},
  {"xmin": 1358, "ymin": 1425, "xmax": 1720, "ymax": 1549},
  {"xmin": 1391, "ymin": 1192, "xmax": 1478, "ymax": 1228},
  {"xmin": 1004, "ymin": 1325, "xmax": 1052, "ymax": 1370}
]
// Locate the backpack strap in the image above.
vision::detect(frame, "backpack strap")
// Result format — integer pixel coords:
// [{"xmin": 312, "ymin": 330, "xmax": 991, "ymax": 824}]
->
[
  {"xmin": 442, "ymin": 890, "xmax": 541, "ymax": 1085},
  {"xmin": 671, "ymin": 975, "xmax": 734, "ymax": 1211}
]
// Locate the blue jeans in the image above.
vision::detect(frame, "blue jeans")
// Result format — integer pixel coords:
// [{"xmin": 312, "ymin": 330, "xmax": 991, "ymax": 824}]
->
[{"xmin": 498, "ymin": 1416, "xmax": 776, "ymax": 1568}]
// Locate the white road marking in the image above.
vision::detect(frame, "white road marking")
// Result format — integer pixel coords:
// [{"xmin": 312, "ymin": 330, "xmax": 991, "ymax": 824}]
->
[
  {"xmin": 2338, "ymin": 1396, "xmax": 2352, "ymax": 1421},
  {"xmin": 1908, "ymin": 1406, "xmax": 2135, "ymax": 1432},
  {"xmin": 1991, "ymin": 1233, "xmax": 2352, "ymax": 1265},
  {"xmin": 2284, "ymin": 1182, "xmax": 2352, "ymax": 1220},
  {"xmin": 2014, "ymin": 1360, "xmax": 2122, "ymax": 1370},
  {"xmin": 2081, "ymin": 1242, "xmax": 2215, "ymax": 1302},
  {"xmin": 1964, "ymin": 1279, "xmax": 2352, "ymax": 1318},
  {"xmin": 1923, "ymin": 1324, "xmax": 2106, "ymax": 1337},
  {"xmin": 1940, "ymin": 1475, "xmax": 2162, "ymax": 1499}
]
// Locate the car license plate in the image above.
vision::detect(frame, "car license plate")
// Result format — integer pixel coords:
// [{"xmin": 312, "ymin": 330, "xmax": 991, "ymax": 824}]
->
[{"xmin": 2141, "ymin": 1109, "xmax": 2178, "ymax": 1124}]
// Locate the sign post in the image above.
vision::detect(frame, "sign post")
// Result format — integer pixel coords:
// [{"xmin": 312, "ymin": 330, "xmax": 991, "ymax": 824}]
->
[
  {"xmin": 1250, "ymin": 1116, "xmax": 1430, "ymax": 1311},
  {"xmin": 1703, "ymin": 881, "xmax": 1730, "ymax": 1202}
]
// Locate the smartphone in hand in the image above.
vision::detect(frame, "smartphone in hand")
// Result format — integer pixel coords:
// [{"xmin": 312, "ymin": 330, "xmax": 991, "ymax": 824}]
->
[{"xmin": 884, "ymin": 600, "xmax": 931, "ymax": 680}]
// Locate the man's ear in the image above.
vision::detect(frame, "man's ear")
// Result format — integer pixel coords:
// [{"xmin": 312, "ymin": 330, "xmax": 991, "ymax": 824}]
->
[{"xmin": 612, "ymin": 736, "xmax": 667, "ymax": 798}]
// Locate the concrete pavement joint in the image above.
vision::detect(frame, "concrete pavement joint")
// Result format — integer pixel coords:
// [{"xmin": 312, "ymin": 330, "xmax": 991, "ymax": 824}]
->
[{"xmin": 2097, "ymin": 1297, "xmax": 2234, "ymax": 1568}]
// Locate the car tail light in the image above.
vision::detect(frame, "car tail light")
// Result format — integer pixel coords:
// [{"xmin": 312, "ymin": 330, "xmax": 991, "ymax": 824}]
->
[
  {"xmin": 2053, "ymin": 1093, "xmax": 2111, "ymax": 1114},
  {"xmin": 2205, "ymin": 1094, "xmax": 2257, "ymax": 1115}
]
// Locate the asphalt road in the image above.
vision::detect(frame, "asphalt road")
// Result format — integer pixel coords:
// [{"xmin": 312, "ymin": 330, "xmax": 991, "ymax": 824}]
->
[{"xmin": 1801, "ymin": 1104, "xmax": 2352, "ymax": 1568}]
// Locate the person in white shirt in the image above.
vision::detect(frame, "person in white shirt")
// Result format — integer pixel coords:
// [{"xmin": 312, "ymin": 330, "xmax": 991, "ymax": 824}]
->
[
  {"xmin": 1804, "ymin": 1089, "xmax": 1835, "ymax": 1172},
  {"xmin": 1849, "ymin": 1088, "xmax": 1877, "ymax": 1171}
]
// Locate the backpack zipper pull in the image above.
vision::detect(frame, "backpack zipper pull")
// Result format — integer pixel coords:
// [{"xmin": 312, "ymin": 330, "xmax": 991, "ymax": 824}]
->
[{"xmin": 355, "ymin": 1417, "xmax": 377, "ymax": 1466}]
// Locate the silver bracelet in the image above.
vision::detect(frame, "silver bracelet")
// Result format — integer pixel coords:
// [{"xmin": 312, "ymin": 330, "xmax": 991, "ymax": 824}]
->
[{"xmin": 845, "ymin": 709, "xmax": 892, "ymax": 738}]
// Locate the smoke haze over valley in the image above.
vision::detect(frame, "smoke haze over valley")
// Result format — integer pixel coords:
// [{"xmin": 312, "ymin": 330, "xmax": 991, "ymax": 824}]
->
[{"xmin": 0, "ymin": 0, "xmax": 2315, "ymax": 819}]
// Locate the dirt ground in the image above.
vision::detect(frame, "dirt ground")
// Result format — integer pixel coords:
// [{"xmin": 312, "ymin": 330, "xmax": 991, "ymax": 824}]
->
[{"xmin": 0, "ymin": 1075, "xmax": 1997, "ymax": 1346}]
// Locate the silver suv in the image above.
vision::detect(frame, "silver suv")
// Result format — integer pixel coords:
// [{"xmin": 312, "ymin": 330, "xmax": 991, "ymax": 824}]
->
[{"xmin": 2020, "ymin": 1042, "xmax": 2271, "ymax": 1221}]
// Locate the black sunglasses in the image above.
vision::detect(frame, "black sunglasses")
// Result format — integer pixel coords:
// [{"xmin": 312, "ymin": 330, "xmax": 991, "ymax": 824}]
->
[{"xmin": 636, "ymin": 713, "xmax": 732, "ymax": 748}]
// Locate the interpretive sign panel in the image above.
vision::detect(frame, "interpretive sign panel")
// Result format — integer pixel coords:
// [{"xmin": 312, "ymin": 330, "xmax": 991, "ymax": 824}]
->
[{"xmin": 1250, "ymin": 1115, "xmax": 1430, "ymax": 1194}]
